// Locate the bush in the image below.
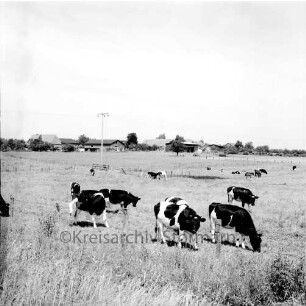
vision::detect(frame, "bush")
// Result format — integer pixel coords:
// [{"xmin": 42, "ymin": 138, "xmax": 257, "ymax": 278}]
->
[
  {"xmin": 268, "ymin": 254, "xmax": 306, "ymax": 302},
  {"xmin": 62, "ymin": 144, "xmax": 75, "ymax": 152}
]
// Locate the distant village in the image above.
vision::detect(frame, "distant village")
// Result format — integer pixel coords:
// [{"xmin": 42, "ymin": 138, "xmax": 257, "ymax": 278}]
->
[{"xmin": 1, "ymin": 133, "xmax": 305, "ymax": 156}]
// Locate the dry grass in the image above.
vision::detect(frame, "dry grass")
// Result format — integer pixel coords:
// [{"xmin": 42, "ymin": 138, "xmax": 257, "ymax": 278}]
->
[{"xmin": 0, "ymin": 151, "xmax": 305, "ymax": 305}]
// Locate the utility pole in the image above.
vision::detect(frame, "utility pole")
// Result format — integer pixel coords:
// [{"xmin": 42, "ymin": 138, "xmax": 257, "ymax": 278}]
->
[{"xmin": 97, "ymin": 113, "xmax": 109, "ymax": 166}]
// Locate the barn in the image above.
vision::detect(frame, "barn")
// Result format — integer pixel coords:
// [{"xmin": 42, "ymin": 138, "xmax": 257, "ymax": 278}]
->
[
  {"xmin": 84, "ymin": 139, "xmax": 125, "ymax": 152},
  {"xmin": 165, "ymin": 140, "xmax": 201, "ymax": 153}
]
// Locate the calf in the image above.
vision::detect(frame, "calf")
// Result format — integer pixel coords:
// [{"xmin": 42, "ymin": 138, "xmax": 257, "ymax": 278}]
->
[
  {"xmin": 68, "ymin": 190, "xmax": 109, "ymax": 228},
  {"xmin": 70, "ymin": 182, "xmax": 81, "ymax": 200},
  {"xmin": 209, "ymin": 203, "xmax": 262, "ymax": 252},
  {"xmin": 148, "ymin": 171, "xmax": 162, "ymax": 180},
  {"xmin": 254, "ymin": 170, "xmax": 261, "ymax": 177},
  {"xmin": 99, "ymin": 189, "xmax": 141, "ymax": 209},
  {"xmin": 154, "ymin": 197, "xmax": 206, "ymax": 250},
  {"xmin": 227, "ymin": 186, "xmax": 259, "ymax": 210},
  {"xmin": 0, "ymin": 194, "xmax": 10, "ymax": 217}
]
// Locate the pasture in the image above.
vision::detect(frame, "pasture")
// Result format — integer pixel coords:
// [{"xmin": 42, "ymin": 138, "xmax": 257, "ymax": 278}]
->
[{"xmin": 1, "ymin": 151, "xmax": 305, "ymax": 305}]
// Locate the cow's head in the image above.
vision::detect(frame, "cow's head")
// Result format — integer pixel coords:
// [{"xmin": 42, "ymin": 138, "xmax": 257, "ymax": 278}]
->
[
  {"xmin": 250, "ymin": 195, "xmax": 259, "ymax": 206},
  {"xmin": 250, "ymin": 233, "xmax": 262, "ymax": 252},
  {"xmin": 131, "ymin": 195, "xmax": 141, "ymax": 207},
  {"xmin": 179, "ymin": 208, "xmax": 206, "ymax": 234},
  {"xmin": 71, "ymin": 182, "xmax": 81, "ymax": 197}
]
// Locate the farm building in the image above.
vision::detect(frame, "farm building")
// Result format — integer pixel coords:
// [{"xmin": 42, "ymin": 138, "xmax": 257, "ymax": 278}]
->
[
  {"xmin": 142, "ymin": 139, "xmax": 172, "ymax": 150},
  {"xmin": 29, "ymin": 134, "xmax": 62, "ymax": 150},
  {"xmin": 165, "ymin": 140, "xmax": 201, "ymax": 153},
  {"xmin": 59, "ymin": 138, "xmax": 79, "ymax": 151},
  {"xmin": 203, "ymin": 144, "xmax": 225, "ymax": 154},
  {"xmin": 84, "ymin": 139, "xmax": 125, "ymax": 152}
]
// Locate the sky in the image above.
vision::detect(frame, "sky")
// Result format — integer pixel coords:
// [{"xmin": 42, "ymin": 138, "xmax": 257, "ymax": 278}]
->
[{"xmin": 1, "ymin": 1, "xmax": 306, "ymax": 149}]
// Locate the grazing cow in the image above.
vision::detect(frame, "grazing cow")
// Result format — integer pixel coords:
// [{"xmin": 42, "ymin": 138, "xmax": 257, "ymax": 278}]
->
[
  {"xmin": 99, "ymin": 189, "xmax": 141, "ymax": 209},
  {"xmin": 148, "ymin": 171, "xmax": 162, "ymax": 180},
  {"xmin": 245, "ymin": 172, "xmax": 254, "ymax": 179},
  {"xmin": 254, "ymin": 170, "xmax": 261, "ymax": 177},
  {"xmin": 209, "ymin": 203, "xmax": 262, "ymax": 252},
  {"xmin": 69, "ymin": 190, "xmax": 109, "ymax": 228},
  {"xmin": 207, "ymin": 167, "xmax": 211, "ymax": 170},
  {"xmin": 232, "ymin": 171, "xmax": 241, "ymax": 174},
  {"xmin": 259, "ymin": 168, "xmax": 267, "ymax": 175},
  {"xmin": 293, "ymin": 165, "xmax": 297, "ymax": 171},
  {"xmin": 158, "ymin": 170, "xmax": 168, "ymax": 180},
  {"xmin": 154, "ymin": 197, "xmax": 206, "ymax": 250},
  {"xmin": 0, "ymin": 194, "xmax": 10, "ymax": 217},
  {"xmin": 227, "ymin": 186, "xmax": 259, "ymax": 210},
  {"xmin": 90, "ymin": 168, "xmax": 95, "ymax": 176},
  {"xmin": 70, "ymin": 182, "xmax": 81, "ymax": 200}
]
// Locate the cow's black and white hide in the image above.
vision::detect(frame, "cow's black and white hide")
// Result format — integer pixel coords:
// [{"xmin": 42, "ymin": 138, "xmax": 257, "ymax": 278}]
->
[
  {"xmin": 154, "ymin": 197, "xmax": 206, "ymax": 250},
  {"xmin": 209, "ymin": 203, "xmax": 262, "ymax": 252}
]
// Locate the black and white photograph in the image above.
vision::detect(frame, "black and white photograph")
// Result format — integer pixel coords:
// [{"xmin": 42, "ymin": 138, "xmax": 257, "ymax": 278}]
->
[{"xmin": 1, "ymin": 1, "xmax": 305, "ymax": 305}]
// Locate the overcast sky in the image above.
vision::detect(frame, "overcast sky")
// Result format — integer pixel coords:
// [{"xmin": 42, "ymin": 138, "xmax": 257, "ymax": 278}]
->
[{"xmin": 1, "ymin": 1, "xmax": 305, "ymax": 149}]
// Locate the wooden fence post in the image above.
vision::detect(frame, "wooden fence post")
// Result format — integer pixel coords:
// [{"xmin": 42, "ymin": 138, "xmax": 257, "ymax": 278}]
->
[
  {"xmin": 10, "ymin": 195, "xmax": 14, "ymax": 218},
  {"xmin": 121, "ymin": 208, "xmax": 129, "ymax": 248},
  {"xmin": 215, "ymin": 219, "xmax": 221, "ymax": 258}
]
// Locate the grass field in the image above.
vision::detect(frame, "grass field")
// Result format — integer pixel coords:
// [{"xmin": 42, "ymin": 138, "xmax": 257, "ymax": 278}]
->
[{"xmin": 0, "ymin": 151, "xmax": 305, "ymax": 305}]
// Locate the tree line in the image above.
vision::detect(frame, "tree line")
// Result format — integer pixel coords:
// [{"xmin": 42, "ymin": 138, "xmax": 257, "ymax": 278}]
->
[{"xmin": 1, "ymin": 134, "xmax": 305, "ymax": 156}]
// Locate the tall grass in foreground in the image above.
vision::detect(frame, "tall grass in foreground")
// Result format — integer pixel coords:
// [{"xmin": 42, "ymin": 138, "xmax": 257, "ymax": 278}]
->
[{"xmin": 1, "ymin": 212, "xmax": 305, "ymax": 306}]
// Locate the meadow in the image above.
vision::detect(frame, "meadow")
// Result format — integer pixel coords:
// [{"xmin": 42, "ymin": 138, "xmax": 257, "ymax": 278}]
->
[{"xmin": 0, "ymin": 151, "xmax": 305, "ymax": 305}]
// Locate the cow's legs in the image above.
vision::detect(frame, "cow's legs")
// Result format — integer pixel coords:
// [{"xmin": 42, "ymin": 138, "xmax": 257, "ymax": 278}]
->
[
  {"xmin": 241, "ymin": 234, "xmax": 246, "ymax": 249},
  {"xmin": 156, "ymin": 221, "xmax": 166, "ymax": 244},
  {"xmin": 210, "ymin": 220, "xmax": 216, "ymax": 243},
  {"xmin": 92, "ymin": 214, "xmax": 97, "ymax": 228},
  {"xmin": 73, "ymin": 208, "xmax": 81, "ymax": 225},
  {"xmin": 102, "ymin": 210, "xmax": 109, "ymax": 228}
]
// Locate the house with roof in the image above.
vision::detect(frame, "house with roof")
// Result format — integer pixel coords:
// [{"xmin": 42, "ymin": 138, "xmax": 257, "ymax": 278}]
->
[
  {"xmin": 84, "ymin": 139, "xmax": 126, "ymax": 152},
  {"xmin": 59, "ymin": 138, "xmax": 79, "ymax": 151},
  {"xmin": 142, "ymin": 139, "xmax": 172, "ymax": 150},
  {"xmin": 165, "ymin": 140, "xmax": 201, "ymax": 153},
  {"xmin": 29, "ymin": 134, "xmax": 62, "ymax": 150}
]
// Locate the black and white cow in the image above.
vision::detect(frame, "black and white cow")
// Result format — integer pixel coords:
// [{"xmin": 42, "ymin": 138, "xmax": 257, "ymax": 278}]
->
[
  {"xmin": 245, "ymin": 172, "xmax": 254, "ymax": 179},
  {"xmin": 90, "ymin": 168, "xmax": 95, "ymax": 176},
  {"xmin": 293, "ymin": 165, "xmax": 297, "ymax": 171},
  {"xmin": 0, "ymin": 194, "xmax": 10, "ymax": 217},
  {"xmin": 148, "ymin": 172, "xmax": 162, "ymax": 180},
  {"xmin": 227, "ymin": 186, "xmax": 259, "ymax": 210},
  {"xmin": 259, "ymin": 168, "xmax": 268, "ymax": 175},
  {"xmin": 154, "ymin": 197, "xmax": 206, "ymax": 250},
  {"xmin": 68, "ymin": 190, "xmax": 109, "ymax": 228},
  {"xmin": 99, "ymin": 189, "xmax": 141, "ymax": 209},
  {"xmin": 158, "ymin": 170, "xmax": 168, "ymax": 180},
  {"xmin": 207, "ymin": 167, "xmax": 212, "ymax": 170},
  {"xmin": 254, "ymin": 170, "xmax": 261, "ymax": 177},
  {"xmin": 232, "ymin": 171, "xmax": 241, "ymax": 174},
  {"xmin": 70, "ymin": 182, "xmax": 81, "ymax": 200},
  {"xmin": 209, "ymin": 203, "xmax": 262, "ymax": 252}
]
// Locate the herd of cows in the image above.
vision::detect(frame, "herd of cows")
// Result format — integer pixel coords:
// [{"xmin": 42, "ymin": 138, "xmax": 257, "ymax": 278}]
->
[
  {"xmin": 68, "ymin": 167, "xmax": 263, "ymax": 252},
  {"xmin": 0, "ymin": 163, "xmax": 299, "ymax": 253}
]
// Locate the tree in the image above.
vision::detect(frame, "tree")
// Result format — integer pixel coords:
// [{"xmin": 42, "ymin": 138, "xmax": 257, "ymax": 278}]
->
[
  {"xmin": 156, "ymin": 133, "xmax": 166, "ymax": 139},
  {"xmin": 171, "ymin": 135, "xmax": 185, "ymax": 156},
  {"xmin": 245, "ymin": 141, "xmax": 254, "ymax": 152},
  {"xmin": 28, "ymin": 136, "xmax": 53, "ymax": 151},
  {"xmin": 78, "ymin": 134, "xmax": 89, "ymax": 146},
  {"xmin": 127, "ymin": 133, "xmax": 138, "ymax": 148},
  {"xmin": 62, "ymin": 144, "xmax": 75, "ymax": 152},
  {"xmin": 235, "ymin": 140, "xmax": 244, "ymax": 151}
]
